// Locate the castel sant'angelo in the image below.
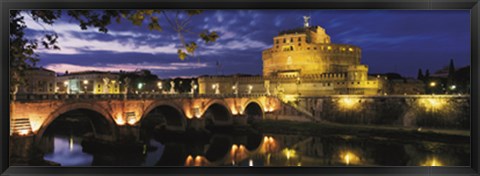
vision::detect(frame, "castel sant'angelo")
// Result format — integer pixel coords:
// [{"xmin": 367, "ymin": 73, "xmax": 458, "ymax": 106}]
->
[{"xmin": 198, "ymin": 17, "xmax": 383, "ymax": 96}]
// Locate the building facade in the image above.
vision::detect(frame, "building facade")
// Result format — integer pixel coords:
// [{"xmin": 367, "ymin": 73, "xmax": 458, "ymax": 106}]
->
[
  {"xmin": 18, "ymin": 68, "xmax": 56, "ymax": 94},
  {"xmin": 199, "ymin": 21, "xmax": 383, "ymax": 96},
  {"xmin": 56, "ymin": 71, "xmax": 121, "ymax": 94}
]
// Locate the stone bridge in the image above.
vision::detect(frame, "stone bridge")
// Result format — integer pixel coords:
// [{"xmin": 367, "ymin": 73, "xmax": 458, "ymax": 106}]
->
[{"xmin": 10, "ymin": 94, "xmax": 282, "ymax": 143}]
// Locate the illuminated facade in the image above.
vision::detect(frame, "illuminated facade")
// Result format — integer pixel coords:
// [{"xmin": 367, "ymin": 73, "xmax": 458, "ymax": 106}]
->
[
  {"xmin": 56, "ymin": 71, "xmax": 121, "ymax": 94},
  {"xmin": 199, "ymin": 20, "xmax": 383, "ymax": 96}
]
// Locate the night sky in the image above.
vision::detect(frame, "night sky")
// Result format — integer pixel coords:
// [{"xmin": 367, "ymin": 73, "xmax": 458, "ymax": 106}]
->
[{"xmin": 22, "ymin": 10, "xmax": 470, "ymax": 78}]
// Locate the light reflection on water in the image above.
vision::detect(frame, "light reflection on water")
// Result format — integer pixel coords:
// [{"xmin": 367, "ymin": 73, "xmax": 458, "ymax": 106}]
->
[
  {"xmin": 43, "ymin": 135, "xmax": 93, "ymax": 166},
  {"xmin": 41, "ymin": 133, "xmax": 469, "ymax": 167}
]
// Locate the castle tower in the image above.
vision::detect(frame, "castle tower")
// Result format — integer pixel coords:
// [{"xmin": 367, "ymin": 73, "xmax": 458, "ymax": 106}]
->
[{"xmin": 262, "ymin": 22, "xmax": 361, "ymax": 78}]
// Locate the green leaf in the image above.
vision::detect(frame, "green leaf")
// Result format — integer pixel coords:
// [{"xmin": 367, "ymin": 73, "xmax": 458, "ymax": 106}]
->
[
  {"xmin": 199, "ymin": 31, "xmax": 219, "ymax": 43},
  {"xmin": 147, "ymin": 16, "xmax": 162, "ymax": 31},
  {"xmin": 177, "ymin": 49, "xmax": 188, "ymax": 60},
  {"xmin": 186, "ymin": 42, "xmax": 197, "ymax": 54}
]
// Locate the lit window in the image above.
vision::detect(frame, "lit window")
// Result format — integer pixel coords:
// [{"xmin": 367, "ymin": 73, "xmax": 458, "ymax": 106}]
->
[
  {"xmin": 327, "ymin": 46, "xmax": 332, "ymax": 50},
  {"xmin": 349, "ymin": 48, "xmax": 354, "ymax": 52}
]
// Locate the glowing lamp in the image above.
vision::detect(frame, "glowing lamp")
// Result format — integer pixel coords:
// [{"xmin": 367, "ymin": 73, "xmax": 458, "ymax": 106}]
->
[
  {"xmin": 116, "ymin": 116, "xmax": 126, "ymax": 126},
  {"xmin": 421, "ymin": 157, "xmax": 443, "ymax": 166},
  {"xmin": 11, "ymin": 118, "xmax": 33, "ymax": 136},
  {"xmin": 126, "ymin": 112, "xmax": 137, "ymax": 126},
  {"xmin": 193, "ymin": 107, "xmax": 202, "ymax": 118},
  {"xmin": 338, "ymin": 97, "xmax": 360, "ymax": 109},
  {"xmin": 185, "ymin": 155, "xmax": 194, "ymax": 166},
  {"xmin": 282, "ymin": 148, "xmax": 297, "ymax": 160},
  {"xmin": 340, "ymin": 151, "xmax": 360, "ymax": 165}
]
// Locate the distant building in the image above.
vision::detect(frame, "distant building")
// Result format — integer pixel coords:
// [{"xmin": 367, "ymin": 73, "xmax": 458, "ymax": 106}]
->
[
  {"xmin": 18, "ymin": 67, "xmax": 56, "ymax": 94},
  {"xmin": 199, "ymin": 19, "xmax": 383, "ymax": 96},
  {"xmin": 56, "ymin": 71, "xmax": 121, "ymax": 94}
]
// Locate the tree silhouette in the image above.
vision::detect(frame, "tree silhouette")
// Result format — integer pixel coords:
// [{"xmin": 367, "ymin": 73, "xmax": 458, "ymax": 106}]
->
[
  {"xmin": 417, "ymin": 68, "xmax": 424, "ymax": 81},
  {"xmin": 447, "ymin": 59, "xmax": 456, "ymax": 86}
]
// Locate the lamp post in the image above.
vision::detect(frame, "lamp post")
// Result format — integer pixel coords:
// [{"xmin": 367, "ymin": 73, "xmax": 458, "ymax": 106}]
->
[
  {"xmin": 192, "ymin": 84, "xmax": 198, "ymax": 97},
  {"xmin": 83, "ymin": 80, "xmax": 89, "ymax": 94}
]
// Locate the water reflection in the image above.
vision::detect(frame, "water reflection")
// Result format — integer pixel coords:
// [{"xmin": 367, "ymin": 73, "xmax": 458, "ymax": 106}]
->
[
  {"xmin": 43, "ymin": 135, "xmax": 93, "ymax": 166},
  {"xmin": 421, "ymin": 156, "xmax": 443, "ymax": 166},
  {"xmin": 40, "ymin": 131, "xmax": 469, "ymax": 167}
]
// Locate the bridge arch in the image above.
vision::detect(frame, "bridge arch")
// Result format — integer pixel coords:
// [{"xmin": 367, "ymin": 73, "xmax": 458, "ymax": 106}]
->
[
  {"xmin": 243, "ymin": 100, "xmax": 265, "ymax": 122},
  {"xmin": 35, "ymin": 102, "xmax": 118, "ymax": 144},
  {"xmin": 203, "ymin": 100, "xmax": 233, "ymax": 126},
  {"xmin": 141, "ymin": 101, "xmax": 186, "ymax": 132}
]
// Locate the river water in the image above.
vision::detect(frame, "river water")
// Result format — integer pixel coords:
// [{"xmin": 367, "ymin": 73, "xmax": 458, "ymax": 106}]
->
[{"xmin": 40, "ymin": 129, "xmax": 470, "ymax": 167}]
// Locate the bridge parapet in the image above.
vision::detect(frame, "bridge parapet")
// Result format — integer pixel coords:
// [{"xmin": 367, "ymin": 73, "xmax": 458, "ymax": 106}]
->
[{"xmin": 13, "ymin": 93, "xmax": 272, "ymax": 101}]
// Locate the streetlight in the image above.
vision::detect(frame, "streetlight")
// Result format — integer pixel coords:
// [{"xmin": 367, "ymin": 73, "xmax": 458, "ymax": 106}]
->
[
  {"xmin": 450, "ymin": 85, "xmax": 456, "ymax": 90},
  {"xmin": 83, "ymin": 80, "xmax": 89, "ymax": 94},
  {"xmin": 429, "ymin": 82, "xmax": 436, "ymax": 87}
]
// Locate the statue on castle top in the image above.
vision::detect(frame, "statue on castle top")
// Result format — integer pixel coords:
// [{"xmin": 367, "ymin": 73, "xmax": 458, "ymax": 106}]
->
[{"xmin": 303, "ymin": 16, "xmax": 310, "ymax": 28}]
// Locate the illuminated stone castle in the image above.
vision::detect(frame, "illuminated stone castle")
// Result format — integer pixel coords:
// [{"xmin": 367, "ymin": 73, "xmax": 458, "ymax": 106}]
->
[{"xmin": 199, "ymin": 18, "xmax": 383, "ymax": 96}]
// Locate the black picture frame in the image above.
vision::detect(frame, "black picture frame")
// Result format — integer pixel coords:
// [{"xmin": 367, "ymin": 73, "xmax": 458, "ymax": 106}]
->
[{"xmin": 1, "ymin": 0, "xmax": 479, "ymax": 175}]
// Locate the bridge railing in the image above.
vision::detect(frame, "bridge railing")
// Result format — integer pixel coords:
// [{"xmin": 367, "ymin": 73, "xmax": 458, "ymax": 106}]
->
[
  {"xmin": 12, "ymin": 92, "xmax": 470, "ymax": 101},
  {"xmin": 12, "ymin": 93, "xmax": 272, "ymax": 101}
]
